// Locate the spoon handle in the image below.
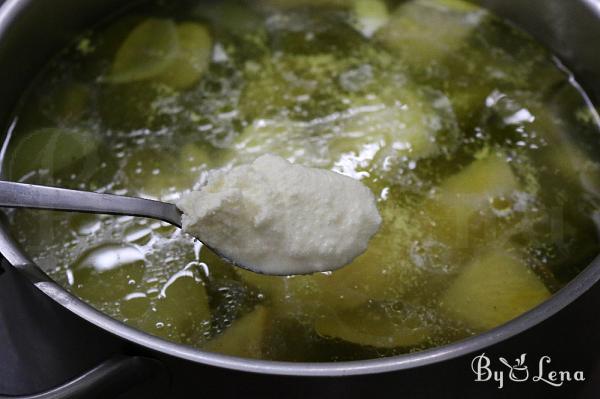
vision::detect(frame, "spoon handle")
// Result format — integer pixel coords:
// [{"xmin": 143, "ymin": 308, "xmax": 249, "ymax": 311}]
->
[{"xmin": 0, "ymin": 181, "xmax": 182, "ymax": 227}]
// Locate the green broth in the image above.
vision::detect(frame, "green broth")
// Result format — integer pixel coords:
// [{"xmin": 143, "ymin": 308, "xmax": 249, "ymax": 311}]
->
[{"xmin": 3, "ymin": 0, "xmax": 600, "ymax": 361}]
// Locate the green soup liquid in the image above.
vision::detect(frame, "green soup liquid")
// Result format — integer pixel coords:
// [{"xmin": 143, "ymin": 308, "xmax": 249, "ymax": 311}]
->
[{"xmin": 3, "ymin": 0, "xmax": 600, "ymax": 361}]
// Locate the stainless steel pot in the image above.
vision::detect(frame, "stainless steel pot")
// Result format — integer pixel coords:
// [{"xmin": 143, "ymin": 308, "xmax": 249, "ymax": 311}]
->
[{"xmin": 0, "ymin": 0, "xmax": 599, "ymax": 396}]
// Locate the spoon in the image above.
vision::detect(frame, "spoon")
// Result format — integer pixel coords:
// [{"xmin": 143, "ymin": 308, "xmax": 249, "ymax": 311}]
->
[{"xmin": 0, "ymin": 180, "xmax": 246, "ymax": 272}]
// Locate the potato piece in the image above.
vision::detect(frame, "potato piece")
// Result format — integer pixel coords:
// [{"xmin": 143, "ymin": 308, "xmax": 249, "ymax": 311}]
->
[
  {"xmin": 259, "ymin": 0, "xmax": 351, "ymax": 8},
  {"xmin": 547, "ymin": 143, "xmax": 600, "ymax": 198},
  {"xmin": 200, "ymin": 246, "xmax": 240, "ymax": 282},
  {"xmin": 6, "ymin": 128, "xmax": 100, "ymax": 180},
  {"xmin": 156, "ymin": 23, "xmax": 212, "ymax": 90},
  {"xmin": 525, "ymin": 100, "xmax": 600, "ymax": 198},
  {"xmin": 239, "ymin": 55, "xmax": 458, "ymax": 172},
  {"xmin": 234, "ymin": 119, "xmax": 300, "ymax": 157},
  {"xmin": 315, "ymin": 302, "xmax": 430, "ymax": 348},
  {"xmin": 438, "ymin": 155, "xmax": 519, "ymax": 203},
  {"xmin": 327, "ymin": 82, "xmax": 460, "ymax": 182},
  {"xmin": 350, "ymin": 0, "xmax": 389, "ymax": 37},
  {"xmin": 235, "ymin": 98, "xmax": 449, "ymax": 179},
  {"xmin": 120, "ymin": 293, "xmax": 151, "ymax": 319},
  {"xmin": 335, "ymin": 87, "xmax": 455, "ymax": 164},
  {"xmin": 386, "ymin": 88, "xmax": 457, "ymax": 161},
  {"xmin": 424, "ymin": 154, "xmax": 521, "ymax": 248},
  {"xmin": 375, "ymin": 0, "xmax": 486, "ymax": 70},
  {"xmin": 70, "ymin": 244, "xmax": 146, "ymax": 303},
  {"xmin": 99, "ymin": 81, "xmax": 175, "ymax": 130},
  {"xmin": 239, "ymin": 54, "xmax": 346, "ymax": 120},
  {"xmin": 435, "ymin": 0, "xmax": 481, "ymax": 12},
  {"xmin": 440, "ymin": 249, "xmax": 550, "ymax": 330},
  {"xmin": 195, "ymin": 1, "xmax": 265, "ymax": 37},
  {"xmin": 479, "ymin": 92, "xmax": 600, "ymax": 201},
  {"xmin": 234, "ymin": 269, "xmax": 285, "ymax": 300},
  {"xmin": 155, "ymin": 271, "xmax": 211, "ymax": 337},
  {"xmin": 136, "ymin": 269, "xmax": 211, "ymax": 343},
  {"xmin": 263, "ymin": 4, "xmax": 367, "ymax": 54},
  {"xmin": 315, "ymin": 228, "xmax": 423, "ymax": 310},
  {"xmin": 179, "ymin": 142, "xmax": 211, "ymax": 170},
  {"xmin": 376, "ymin": 0, "xmax": 562, "ymax": 131},
  {"xmin": 107, "ymin": 19, "xmax": 211, "ymax": 89},
  {"xmin": 235, "ymin": 269, "xmax": 324, "ymax": 317},
  {"xmin": 374, "ymin": 0, "xmax": 490, "ymax": 129},
  {"xmin": 42, "ymin": 82, "xmax": 93, "ymax": 124},
  {"xmin": 204, "ymin": 306, "xmax": 269, "ymax": 359},
  {"xmin": 178, "ymin": 141, "xmax": 225, "ymax": 173},
  {"xmin": 233, "ymin": 118, "xmax": 328, "ymax": 168},
  {"xmin": 123, "ymin": 148, "xmax": 198, "ymax": 199},
  {"xmin": 106, "ymin": 19, "xmax": 179, "ymax": 84},
  {"xmin": 535, "ymin": 115, "xmax": 598, "ymax": 186}
]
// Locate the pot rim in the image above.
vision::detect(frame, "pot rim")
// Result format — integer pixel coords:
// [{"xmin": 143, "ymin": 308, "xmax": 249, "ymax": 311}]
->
[{"xmin": 1, "ymin": 0, "xmax": 600, "ymax": 377}]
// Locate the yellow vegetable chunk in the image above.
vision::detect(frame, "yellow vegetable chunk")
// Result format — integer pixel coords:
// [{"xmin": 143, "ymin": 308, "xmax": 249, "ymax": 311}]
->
[
  {"xmin": 424, "ymin": 154, "xmax": 521, "ymax": 248},
  {"xmin": 124, "ymin": 147, "xmax": 206, "ymax": 199},
  {"xmin": 204, "ymin": 306, "xmax": 269, "ymax": 359},
  {"xmin": 235, "ymin": 84, "xmax": 457, "ymax": 182},
  {"xmin": 70, "ymin": 244, "xmax": 145, "ymax": 303},
  {"xmin": 119, "ymin": 293, "xmax": 151, "ymax": 319},
  {"xmin": 234, "ymin": 118, "xmax": 314, "ymax": 165},
  {"xmin": 439, "ymin": 154, "xmax": 519, "ymax": 202},
  {"xmin": 44, "ymin": 82, "xmax": 92, "ymax": 124},
  {"xmin": 134, "ymin": 268, "xmax": 211, "ymax": 344},
  {"xmin": 440, "ymin": 249, "xmax": 550, "ymax": 330},
  {"xmin": 156, "ymin": 271, "xmax": 211, "ymax": 336},
  {"xmin": 435, "ymin": 0, "xmax": 480, "ymax": 12},
  {"xmin": 375, "ymin": 0, "xmax": 486, "ymax": 70},
  {"xmin": 314, "ymin": 228, "xmax": 423, "ymax": 310},
  {"xmin": 107, "ymin": 19, "xmax": 179, "ymax": 84},
  {"xmin": 527, "ymin": 100, "xmax": 600, "ymax": 198},
  {"xmin": 336, "ymin": 88, "xmax": 448, "ymax": 163},
  {"xmin": 177, "ymin": 141, "xmax": 228, "ymax": 173},
  {"xmin": 156, "ymin": 23, "xmax": 212, "ymax": 89},
  {"xmin": 107, "ymin": 19, "xmax": 211, "ymax": 89},
  {"xmin": 235, "ymin": 269, "xmax": 324, "ymax": 319},
  {"xmin": 239, "ymin": 54, "xmax": 344, "ymax": 120},
  {"xmin": 315, "ymin": 302, "xmax": 430, "ymax": 348},
  {"xmin": 542, "ymin": 139, "xmax": 600, "ymax": 198},
  {"xmin": 259, "ymin": 0, "xmax": 352, "ymax": 9},
  {"xmin": 350, "ymin": 0, "xmax": 389, "ymax": 37},
  {"xmin": 6, "ymin": 128, "xmax": 100, "ymax": 180}
]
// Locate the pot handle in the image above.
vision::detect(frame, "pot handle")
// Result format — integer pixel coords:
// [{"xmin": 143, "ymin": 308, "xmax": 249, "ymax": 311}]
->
[{"xmin": 0, "ymin": 355, "xmax": 169, "ymax": 399}]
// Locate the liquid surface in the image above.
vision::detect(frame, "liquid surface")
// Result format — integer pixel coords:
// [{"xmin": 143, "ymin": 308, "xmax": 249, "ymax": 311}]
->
[{"xmin": 3, "ymin": 0, "xmax": 600, "ymax": 361}]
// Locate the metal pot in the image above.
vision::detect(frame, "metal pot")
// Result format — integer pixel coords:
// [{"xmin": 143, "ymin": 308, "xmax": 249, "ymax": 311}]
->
[{"xmin": 0, "ymin": 0, "xmax": 599, "ymax": 397}]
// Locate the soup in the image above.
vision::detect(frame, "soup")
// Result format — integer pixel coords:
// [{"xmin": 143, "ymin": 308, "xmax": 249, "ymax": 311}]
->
[{"xmin": 3, "ymin": 0, "xmax": 600, "ymax": 361}]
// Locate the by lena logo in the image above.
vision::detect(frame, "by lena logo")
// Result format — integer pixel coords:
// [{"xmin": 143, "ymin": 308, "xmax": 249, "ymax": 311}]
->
[
  {"xmin": 471, "ymin": 353, "xmax": 585, "ymax": 389},
  {"xmin": 499, "ymin": 353, "xmax": 529, "ymax": 382}
]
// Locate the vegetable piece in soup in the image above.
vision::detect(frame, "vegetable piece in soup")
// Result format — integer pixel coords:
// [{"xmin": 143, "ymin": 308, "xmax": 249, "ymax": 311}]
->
[
  {"xmin": 440, "ymin": 249, "xmax": 550, "ymax": 330},
  {"xmin": 204, "ymin": 306, "xmax": 269, "ymax": 359}
]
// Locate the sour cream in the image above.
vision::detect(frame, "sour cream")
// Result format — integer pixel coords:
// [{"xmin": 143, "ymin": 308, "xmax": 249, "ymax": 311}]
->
[{"xmin": 176, "ymin": 154, "xmax": 381, "ymax": 275}]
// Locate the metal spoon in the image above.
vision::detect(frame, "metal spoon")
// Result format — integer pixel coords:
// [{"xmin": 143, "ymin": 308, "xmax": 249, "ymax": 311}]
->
[{"xmin": 0, "ymin": 180, "xmax": 248, "ymax": 272}]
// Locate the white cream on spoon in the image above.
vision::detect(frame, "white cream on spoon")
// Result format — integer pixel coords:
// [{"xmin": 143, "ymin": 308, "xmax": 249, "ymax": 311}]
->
[{"xmin": 176, "ymin": 154, "xmax": 382, "ymax": 275}]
